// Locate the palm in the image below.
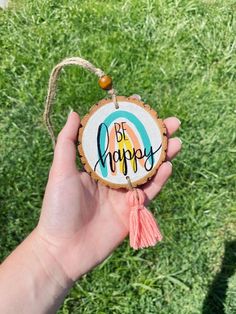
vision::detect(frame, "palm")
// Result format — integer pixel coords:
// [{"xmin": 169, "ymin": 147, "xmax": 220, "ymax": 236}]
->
[
  {"xmin": 39, "ymin": 169, "xmax": 134, "ymax": 279},
  {"xmin": 37, "ymin": 112, "xmax": 181, "ymax": 281}
]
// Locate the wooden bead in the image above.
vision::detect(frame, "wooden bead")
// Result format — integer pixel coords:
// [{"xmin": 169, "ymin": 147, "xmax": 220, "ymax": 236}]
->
[{"xmin": 98, "ymin": 75, "xmax": 112, "ymax": 90}]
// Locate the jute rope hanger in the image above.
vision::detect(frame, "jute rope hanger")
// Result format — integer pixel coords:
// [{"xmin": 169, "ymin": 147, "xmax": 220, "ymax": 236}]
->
[{"xmin": 43, "ymin": 57, "xmax": 118, "ymax": 149}]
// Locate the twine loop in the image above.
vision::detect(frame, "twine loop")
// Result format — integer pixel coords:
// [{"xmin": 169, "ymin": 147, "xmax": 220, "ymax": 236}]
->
[
  {"xmin": 108, "ymin": 88, "xmax": 119, "ymax": 109},
  {"xmin": 43, "ymin": 57, "xmax": 118, "ymax": 148}
]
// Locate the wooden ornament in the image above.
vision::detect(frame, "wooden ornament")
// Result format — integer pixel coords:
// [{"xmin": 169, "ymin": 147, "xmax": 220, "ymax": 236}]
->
[{"xmin": 78, "ymin": 96, "xmax": 167, "ymax": 189}]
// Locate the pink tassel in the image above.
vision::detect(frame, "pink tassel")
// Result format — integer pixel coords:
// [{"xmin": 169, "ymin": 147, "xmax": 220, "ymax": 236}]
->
[{"xmin": 127, "ymin": 189, "xmax": 162, "ymax": 249}]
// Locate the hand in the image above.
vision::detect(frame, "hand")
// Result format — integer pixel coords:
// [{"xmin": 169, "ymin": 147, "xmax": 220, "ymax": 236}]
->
[{"xmin": 35, "ymin": 111, "xmax": 181, "ymax": 282}]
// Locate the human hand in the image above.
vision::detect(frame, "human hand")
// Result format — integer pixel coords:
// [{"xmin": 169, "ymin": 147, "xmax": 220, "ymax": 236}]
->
[{"xmin": 34, "ymin": 110, "xmax": 181, "ymax": 282}]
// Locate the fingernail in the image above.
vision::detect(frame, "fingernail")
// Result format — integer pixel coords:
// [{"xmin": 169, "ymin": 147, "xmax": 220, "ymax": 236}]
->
[
  {"xmin": 166, "ymin": 161, "xmax": 172, "ymax": 167},
  {"xmin": 177, "ymin": 137, "xmax": 182, "ymax": 144},
  {"xmin": 130, "ymin": 94, "xmax": 142, "ymax": 101},
  {"xmin": 177, "ymin": 118, "xmax": 181, "ymax": 125},
  {"xmin": 68, "ymin": 109, "xmax": 74, "ymax": 117}
]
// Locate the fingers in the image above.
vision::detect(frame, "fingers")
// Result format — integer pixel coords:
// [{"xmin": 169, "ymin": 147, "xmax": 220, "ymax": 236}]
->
[
  {"xmin": 143, "ymin": 119, "xmax": 182, "ymax": 201},
  {"xmin": 129, "ymin": 96, "xmax": 180, "ymax": 137},
  {"xmin": 58, "ymin": 111, "xmax": 80, "ymax": 142},
  {"xmin": 143, "ymin": 161, "xmax": 173, "ymax": 201},
  {"xmin": 164, "ymin": 116, "xmax": 182, "ymax": 159},
  {"xmin": 167, "ymin": 138, "xmax": 182, "ymax": 160},
  {"xmin": 164, "ymin": 117, "xmax": 181, "ymax": 137},
  {"xmin": 50, "ymin": 112, "xmax": 80, "ymax": 177}
]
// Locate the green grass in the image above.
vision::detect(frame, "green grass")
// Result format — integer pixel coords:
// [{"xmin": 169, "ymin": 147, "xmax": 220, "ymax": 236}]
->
[{"xmin": 0, "ymin": 0, "xmax": 236, "ymax": 313}]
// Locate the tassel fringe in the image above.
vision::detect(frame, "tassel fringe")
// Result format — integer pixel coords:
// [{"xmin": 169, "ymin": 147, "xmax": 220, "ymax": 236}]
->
[{"xmin": 127, "ymin": 189, "xmax": 162, "ymax": 249}]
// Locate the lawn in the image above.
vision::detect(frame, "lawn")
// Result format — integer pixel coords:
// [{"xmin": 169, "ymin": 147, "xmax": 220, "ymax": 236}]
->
[{"xmin": 0, "ymin": 0, "xmax": 236, "ymax": 313}]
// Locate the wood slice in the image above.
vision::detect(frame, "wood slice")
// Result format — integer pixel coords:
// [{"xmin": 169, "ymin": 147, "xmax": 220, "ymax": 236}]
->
[{"xmin": 78, "ymin": 96, "xmax": 167, "ymax": 189}]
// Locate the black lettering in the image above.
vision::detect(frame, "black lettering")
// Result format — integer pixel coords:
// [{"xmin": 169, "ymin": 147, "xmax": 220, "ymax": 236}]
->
[
  {"xmin": 121, "ymin": 122, "xmax": 128, "ymax": 140},
  {"xmin": 114, "ymin": 123, "xmax": 123, "ymax": 142},
  {"xmin": 94, "ymin": 122, "xmax": 162, "ymax": 176}
]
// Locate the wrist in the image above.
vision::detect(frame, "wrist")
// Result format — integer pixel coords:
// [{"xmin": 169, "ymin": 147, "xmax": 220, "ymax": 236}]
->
[
  {"xmin": 29, "ymin": 229, "xmax": 74, "ymax": 289},
  {"xmin": 0, "ymin": 230, "xmax": 73, "ymax": 314}
]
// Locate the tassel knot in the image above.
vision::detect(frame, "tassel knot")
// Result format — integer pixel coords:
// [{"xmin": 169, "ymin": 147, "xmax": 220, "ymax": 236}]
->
[{"xmin": 127, "ymin": 189, "xmax": 163, "ymax": 249}]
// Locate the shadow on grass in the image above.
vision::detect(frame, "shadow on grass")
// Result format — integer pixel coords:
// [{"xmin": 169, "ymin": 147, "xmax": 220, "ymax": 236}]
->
[{"xmin": 202, "ymin": 240, "xmax": 236, "ymax": 314}]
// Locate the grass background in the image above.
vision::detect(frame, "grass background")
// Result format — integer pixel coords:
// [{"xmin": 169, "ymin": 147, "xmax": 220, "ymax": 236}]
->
[{"xmin": 0, "ymin": 0, "xmax": 236, "ymax": 313}]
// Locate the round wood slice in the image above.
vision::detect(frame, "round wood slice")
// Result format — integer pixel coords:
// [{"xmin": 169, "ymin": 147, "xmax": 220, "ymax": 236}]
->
[{"xmin": 78, "ymin": 96, "xmax": 167, "ymax": 189}]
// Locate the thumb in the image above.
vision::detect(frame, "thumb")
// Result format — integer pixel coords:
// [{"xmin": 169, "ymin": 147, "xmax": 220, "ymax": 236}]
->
[{"xmin": 50, "ymin": 111, "xmax": 80, "ymax": 177}]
